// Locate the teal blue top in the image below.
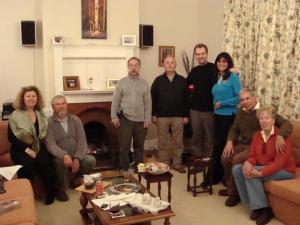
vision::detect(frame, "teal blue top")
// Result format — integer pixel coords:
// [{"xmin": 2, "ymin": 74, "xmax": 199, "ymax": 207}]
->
[{"xmin": 211, "ymin": 73, "xmax": 241, "ymax": 115}]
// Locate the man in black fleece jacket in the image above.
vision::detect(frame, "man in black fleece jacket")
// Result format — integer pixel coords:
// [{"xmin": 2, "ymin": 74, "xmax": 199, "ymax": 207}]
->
[{"xmin": 151, "ymin": 55, "xmax": 189, "ymax": 173}]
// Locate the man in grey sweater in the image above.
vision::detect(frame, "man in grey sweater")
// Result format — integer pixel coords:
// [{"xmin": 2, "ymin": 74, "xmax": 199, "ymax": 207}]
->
[
  {"xmin": 45, "ymin": 95, "xmax": 96, "ymax": 202},
  {"xmin": 111, "ymin": 57, "xmax": 151, "ymax": 170}
]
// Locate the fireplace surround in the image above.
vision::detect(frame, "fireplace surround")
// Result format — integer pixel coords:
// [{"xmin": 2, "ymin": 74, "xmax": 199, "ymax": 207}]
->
[{"xmin": 67, "ymin": 102, "xmax": 118, "ymax": 169}]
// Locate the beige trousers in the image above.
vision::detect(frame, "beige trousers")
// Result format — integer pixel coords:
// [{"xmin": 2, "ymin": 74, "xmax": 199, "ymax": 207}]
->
[{"xmin": 157, "ymin": 117, "xmax": 184, "ymax": 166}]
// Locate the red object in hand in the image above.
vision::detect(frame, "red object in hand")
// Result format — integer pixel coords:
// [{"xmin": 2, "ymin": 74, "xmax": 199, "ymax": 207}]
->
[{"xmin": 188, "ymin": 84, "xmax": 195, "ymax": 93}]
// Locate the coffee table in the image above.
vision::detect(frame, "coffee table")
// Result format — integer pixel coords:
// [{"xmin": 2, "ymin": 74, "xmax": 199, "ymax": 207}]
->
[{"xmin": 79, "ymin": 170, "xmax": 175, "ymax": 225}]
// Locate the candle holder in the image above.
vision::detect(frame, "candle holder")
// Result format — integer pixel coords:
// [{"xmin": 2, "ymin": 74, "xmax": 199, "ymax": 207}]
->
[{"xmin": 87, "ymin": 77, "xmax": 94, "ymax": 90}]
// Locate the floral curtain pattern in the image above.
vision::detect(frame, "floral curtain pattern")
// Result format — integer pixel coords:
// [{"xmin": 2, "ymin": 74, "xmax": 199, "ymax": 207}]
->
[{"xmin": 223, "ymin": 0, "xmax": 300, "ymax": 120}]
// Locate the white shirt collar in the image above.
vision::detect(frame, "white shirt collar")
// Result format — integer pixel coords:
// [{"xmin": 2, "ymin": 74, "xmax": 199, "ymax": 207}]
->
[
  {"xmin": 261, "ymin": 126, "xmax": 275, "ymax": 142},
  {"xmin": 242, "ymin": 102, "xmax": 260, "ymax": 112}
]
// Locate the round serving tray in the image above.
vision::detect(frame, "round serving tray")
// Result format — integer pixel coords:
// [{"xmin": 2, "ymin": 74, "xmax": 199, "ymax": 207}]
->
[{"xmin": 108, "ymin": 183, "xmax": 140, "ymax": 194}]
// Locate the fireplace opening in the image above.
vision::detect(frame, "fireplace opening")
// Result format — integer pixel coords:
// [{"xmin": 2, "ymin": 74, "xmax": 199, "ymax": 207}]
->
[{"xmin": 84, "ymin": 121, "xmax": 115, "ymax": 170}]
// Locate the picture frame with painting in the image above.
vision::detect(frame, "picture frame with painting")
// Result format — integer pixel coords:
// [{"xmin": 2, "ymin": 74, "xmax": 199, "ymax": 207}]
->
[
  {"xmin": 158, "ymin": 46, "xmax": 175, "ymax": 67},
  {"xmin": 63, "ymin": 76, "xmax": 81, "ymax": 91},
  {"xmin": 121, "ymin": 35, "xmax": 136, "ymax": 46},
  {"xmin": 106, "ymin": 79, "xmax": 119, "ymax": 89}
]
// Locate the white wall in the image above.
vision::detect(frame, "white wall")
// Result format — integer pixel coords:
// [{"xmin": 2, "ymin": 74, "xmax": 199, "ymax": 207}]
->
[
  {"xmin": 0, "ymin": 0, "xmax": 39, "ymax": 106},
  {"xmin": 139, "ymin": 0, "xmax": 224, "ymax": 83},
  {"xmin": 40, "ymin": 0, "xmax": 140, "ymax": 110},
  {"xmin": 0, "ymin": 0, "xmax": 225, "ymax": 110}
]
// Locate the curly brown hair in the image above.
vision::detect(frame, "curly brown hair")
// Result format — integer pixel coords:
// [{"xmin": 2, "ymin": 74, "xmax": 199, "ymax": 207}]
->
[{"xmin": 14, "ymin": 86, "xmax": 45, "ymax": 111}]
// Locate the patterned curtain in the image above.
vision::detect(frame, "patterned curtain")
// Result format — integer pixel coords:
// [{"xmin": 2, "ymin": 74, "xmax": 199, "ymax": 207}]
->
[{"xmin": 223, "ymin": 0, "xmax": 300, "ymax": 120}]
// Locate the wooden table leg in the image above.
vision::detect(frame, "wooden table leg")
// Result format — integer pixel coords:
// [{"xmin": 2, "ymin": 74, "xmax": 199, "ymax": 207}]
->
[
  {"xmin": 80, "ymin": 192, "xmax": 88, "ymax": 216},
  {"xmin": 158, "ymin": 182, "xmax": 161, "ymax": 199},
  {"xmin": 193, "ymin": 173, "xmax": 197, "ymax": 197},
  {"xmin": 164, "ymin": 217, "xmax": 171, "ymax": 225},
  {"xmin": 147, "ymin": 181, "xmax": 150, "ymax": 192},
  {"xmin": 167, "ymin": 179, "xmax": 171, "ymax": 203}
]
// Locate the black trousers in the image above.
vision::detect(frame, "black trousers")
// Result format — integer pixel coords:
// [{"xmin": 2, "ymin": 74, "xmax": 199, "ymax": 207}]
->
[
  {"xmin": 11, "ymin": 145, "xmax": 57, "ymax": 196},
  {"xmin": 211, "ymin": 114, "xmax": 235, "ymax": 184},
  {"xmin": 118, "ymin": 115, "xmax": 146, "ymax": 170}
]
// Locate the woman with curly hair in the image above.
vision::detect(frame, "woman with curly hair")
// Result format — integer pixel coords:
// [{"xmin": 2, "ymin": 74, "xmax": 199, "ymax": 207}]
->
[{"xmin": 8, "ymin": 86, "xmax": 57, "ymax": 205}]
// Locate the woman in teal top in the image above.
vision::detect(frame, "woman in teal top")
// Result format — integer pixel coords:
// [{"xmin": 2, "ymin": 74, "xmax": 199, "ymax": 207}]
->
[{"xmin": 211, "ymin": 52, "xmax": 241, "ymax": 184}]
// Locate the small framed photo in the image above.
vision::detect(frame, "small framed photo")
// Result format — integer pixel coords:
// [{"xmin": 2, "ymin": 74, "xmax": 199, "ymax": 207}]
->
[
  {"xmin": 52, "ymin": 36, "xmax": 64, "ymax": 45},
  {"xmin": 106, "ymin": 79, "xmax": 119, "ymax": 89},
  {"xmin": 158, "ymin": 46, "xmax": 175, "ymax": 67},
  {"xmin": 121, "ymin": 35, "xmax": 136, "ymax": 46},
  {"xmin": 63, "ymin": 76, "xmax": 80, "ymax": 91}
]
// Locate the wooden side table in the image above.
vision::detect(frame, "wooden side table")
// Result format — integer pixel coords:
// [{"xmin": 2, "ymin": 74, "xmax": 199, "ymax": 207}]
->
[
  {"xmin": 186, "ymin": 157, "xmax": 213, "ymax": 197},
  {"xmin": 138, "ymin": 171, "xmax": 173, "ymax": 203}
]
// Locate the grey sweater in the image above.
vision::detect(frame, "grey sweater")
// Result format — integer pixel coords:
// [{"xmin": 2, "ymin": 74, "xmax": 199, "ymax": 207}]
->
[
  {"xmin": 45, "ymin": 114, "xmax": 87, "ymax": 160},
  {"xmin": 111, "ymin": 75, "xmax": 152, "ymax": 123}
]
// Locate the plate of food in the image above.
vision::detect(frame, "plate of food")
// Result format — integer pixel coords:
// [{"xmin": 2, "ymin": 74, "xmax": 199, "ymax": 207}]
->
[
  {"xmin": 146, "ymin": 162, "xmax": 169, "ymax": 175},
  {"xmin": 108, "ymin": 183, "xmax": 140, "ymax": 194}
]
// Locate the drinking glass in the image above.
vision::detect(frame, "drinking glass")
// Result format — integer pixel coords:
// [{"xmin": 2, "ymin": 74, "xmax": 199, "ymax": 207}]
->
[
  {"xmin": 154, "ymin": 196, "xmax": 161, "ymax": 208},
  {"xmin": 109, "ymin": 201, "xmax": 120, "ymax": 214},
  {"xmin": 123, "ymin": 170, "xmax": 130, "ymax": 183}
]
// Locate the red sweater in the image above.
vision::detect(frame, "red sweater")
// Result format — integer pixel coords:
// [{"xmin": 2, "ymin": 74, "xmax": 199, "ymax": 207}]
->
[{"xmin": 247, "ymin": 127, "xmax": 296, "ymax": 176}]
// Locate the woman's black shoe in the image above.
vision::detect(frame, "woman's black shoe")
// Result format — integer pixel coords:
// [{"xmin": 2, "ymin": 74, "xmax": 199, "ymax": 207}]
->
[{"xmin": 45, "ymin": 193, "xmax": 55, "ymax": 205}]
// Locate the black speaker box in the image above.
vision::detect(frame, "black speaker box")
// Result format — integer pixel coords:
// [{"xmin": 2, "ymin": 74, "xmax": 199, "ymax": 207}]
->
[
  {"xmin": 139, "ymin": 24, "xmax": 153, "ymax": 47},
  {"xmin": 21, "ymin": 21, "xmax": 36, "ymax": 46}
]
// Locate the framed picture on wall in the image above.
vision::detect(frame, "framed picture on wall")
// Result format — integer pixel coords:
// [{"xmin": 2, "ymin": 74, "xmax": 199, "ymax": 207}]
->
[
  {"xmin": 63, "ymin": 76, "xmax": 81, "ymax": 91},
  {"xmin": 121, "ymin": 35, "xmax": 136, "ymax": 46},
  {"xmin": 106, "ymin": 79, "xmax": 119, "ymax": 89},
  {"xmin": 52, "ymin": 36, "xmax": 64, "ymax": 45},
  {"xmin": 158, "ymin": 46, "xmax": 175, "ymax": 67},
  {"xmin": 81, "ymin": 0, "xmax": 107, "ymax": 39}
]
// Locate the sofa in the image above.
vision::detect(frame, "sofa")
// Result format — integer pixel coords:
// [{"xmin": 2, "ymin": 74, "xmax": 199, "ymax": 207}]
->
[
  {"xmin": 0, "ymin": 121, "xmax": 45, "ymax": 198},
  {"xmin": 0, "ymin": 178, "xmax": 38, "ymax": 225},
  {"xmin": 264, "ymin": 121, "xmax": 300, "ymax": 225}
]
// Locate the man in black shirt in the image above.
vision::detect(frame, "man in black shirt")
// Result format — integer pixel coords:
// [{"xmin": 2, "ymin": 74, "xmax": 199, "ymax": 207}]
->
[
  {"xmin": 186, "ymin": 43, "xmax": 217, "ymax": 158},
  {"xmin": 151, "ymin": 55, "xmax": 189, "ymax": 173}
]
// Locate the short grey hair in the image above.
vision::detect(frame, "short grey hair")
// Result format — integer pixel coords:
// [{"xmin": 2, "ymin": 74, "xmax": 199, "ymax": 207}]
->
[
  {"xmin": 240, "ymin": 88, "xmax": 256, "ymax": 97},
  {"xmin": 51, "ymin": 95, "xmax": 67, "ymax": 106},
  {"xmin": 256, "ymin": 106, "xmax": 276, "ymax": 119},
  {"xmin": 163, "ymin": 55, "xmax": 176, "ymax": 64}
]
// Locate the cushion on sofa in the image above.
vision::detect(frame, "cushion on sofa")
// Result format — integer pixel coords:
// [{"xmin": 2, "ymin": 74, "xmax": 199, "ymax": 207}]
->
[
  {"xmin": 267, "ymin": 194, "xmax": 300, "ymax": 225},
  {"xmin": 264, "ymin": 168, "xmax": 300, "ymax": 205},
  {"xmin": 0, "ymin": 179, "xmax": 37, "ymax": 225},
  {"xmin": 2, "ymin": 179, "xmax": 34, "ymax": 199},
  {"xmin": 291, "ymin": 121, "xmax": 300, "ymax": 166},
  {"xmin": 0, "ymin": 121, "xmax": 13, "ymax": 166},
  {"xmin": 0, "ymin": 195, "xmax": 37, "ymax": 225}
]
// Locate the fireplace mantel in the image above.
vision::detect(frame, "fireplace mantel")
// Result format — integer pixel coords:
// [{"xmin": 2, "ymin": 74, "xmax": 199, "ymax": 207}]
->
[
  {"xmin": 61, "ymin": 90, "xmax": 114, "ymax": 103},
  {"xmin": 52, "ymin": 45, "xmax": 135, "ymax": 103}
]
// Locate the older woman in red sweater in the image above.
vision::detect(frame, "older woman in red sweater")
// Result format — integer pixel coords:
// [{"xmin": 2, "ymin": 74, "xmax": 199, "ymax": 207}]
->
[{"xmin": 232, "ymin": 106, "xmax": 296, "ymax": 225}]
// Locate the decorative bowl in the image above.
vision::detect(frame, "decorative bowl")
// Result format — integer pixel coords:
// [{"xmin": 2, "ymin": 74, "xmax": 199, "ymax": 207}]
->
[{"xmin": 145, "ymin": 162, "xmax": 169, "ymax": 175}]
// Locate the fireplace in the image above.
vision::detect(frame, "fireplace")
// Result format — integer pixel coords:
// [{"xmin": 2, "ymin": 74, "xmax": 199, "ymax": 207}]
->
[{"xmin": 67, "ymin": 102, "xmax": 118, "ymax": 170}]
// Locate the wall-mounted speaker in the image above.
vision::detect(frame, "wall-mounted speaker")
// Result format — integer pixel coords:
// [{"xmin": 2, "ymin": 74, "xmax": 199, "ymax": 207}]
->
[
  {"xmin": 21, "ymin": 21, "xmax": 36, "ymax": 46},
  {"xmin": 139, "ymin": 24, "xmax": 153, "ymax": 47}
]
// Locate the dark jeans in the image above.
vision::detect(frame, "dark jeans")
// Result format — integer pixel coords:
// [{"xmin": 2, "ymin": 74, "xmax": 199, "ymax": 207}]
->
[
  {"xmin": 211, "ymin": 114, "xmax": 235, "ymax": 184},
  {"xmin": 11, "ymin": 145, "xmax": 57, "ymax": 197},
  {"xmin": 119, "ymin": 116, "xmax": 146, "ymax": 170}
]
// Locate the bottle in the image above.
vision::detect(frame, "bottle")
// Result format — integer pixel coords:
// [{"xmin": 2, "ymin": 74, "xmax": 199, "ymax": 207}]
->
[{"xmin": 95, "ymin": 179, "xmax": 104, "ymax": 196}]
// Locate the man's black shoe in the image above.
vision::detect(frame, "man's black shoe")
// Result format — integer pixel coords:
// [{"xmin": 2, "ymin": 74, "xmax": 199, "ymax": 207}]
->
[{"xmin": 56, "ymin": 191, "xmax": 69, "ymax": 202}]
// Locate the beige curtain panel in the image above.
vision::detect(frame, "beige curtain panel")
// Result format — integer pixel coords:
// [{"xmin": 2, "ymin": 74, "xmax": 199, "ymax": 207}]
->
[{"xmin": 223, "ymin": 0, "xmax": 300, "ymax": 120}]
